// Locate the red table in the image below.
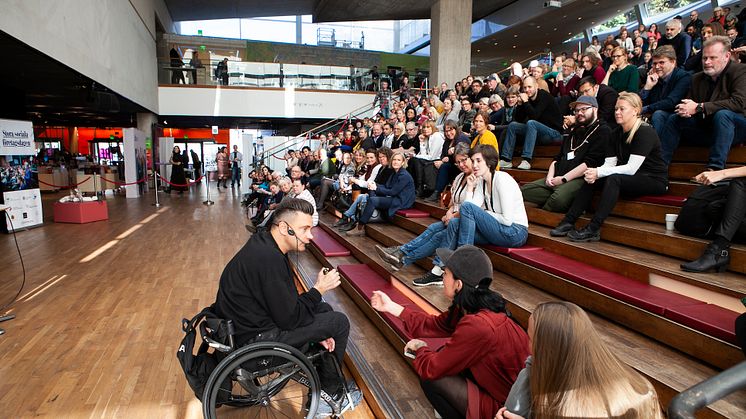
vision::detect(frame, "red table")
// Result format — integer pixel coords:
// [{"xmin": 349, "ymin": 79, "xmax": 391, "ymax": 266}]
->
[{"xmin": 53, "ymin": 201, "xmax": 109, "ymax": 224}]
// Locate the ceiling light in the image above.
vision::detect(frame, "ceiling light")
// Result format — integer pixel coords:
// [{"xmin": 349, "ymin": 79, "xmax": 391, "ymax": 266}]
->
[
  {"xmin": 477, "ymin": 49, "xmax": 481, "ymax": 52},
  {"xmin": 514, "ymin": 34, "xmax": 518, "ymax": 38},
  {"xmin": 513, "ymin": 45, "xmax": 517, "ymax": 48},
  {"xmin": 578, "ymin": 17, "xmax": 582, "ymax": 20},
  {"xmin": 494, "ymin": 42, "xmax": 498, "ymax": 45}
]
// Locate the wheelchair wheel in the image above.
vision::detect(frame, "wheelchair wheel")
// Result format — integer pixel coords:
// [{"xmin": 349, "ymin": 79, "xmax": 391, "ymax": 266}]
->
[{"xmin": 203, "ymin": 342, "xmax": 321, "ymax": 419}]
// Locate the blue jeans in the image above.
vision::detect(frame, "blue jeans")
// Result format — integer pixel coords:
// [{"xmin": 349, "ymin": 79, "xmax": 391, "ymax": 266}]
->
[
  {"xmin": 343, "ymin": 194, "xmax": 368, "ymax": 220},
  {"xmin": 231, "ymin": 165, "xmax": 241, "ymax": 185},
  {"xmin": 445, "ymin": 202, "xmax": 528, "ymax": 248},
  {"xmin": 360, "ymin": 195, "xmax": 392, "ymax": 224},
  {"xmin": 400, "ymin": 219, "xmax": 460, "ymax": 266},
  {"xmin": 501, "ymin": 120, "xmax": 561, "ymax": 161},
  {"xmin": 660, "ymin": 109, "xmax": 746, "ymax": 169},
  {"xmin": 650, "ymin": 110, "xmax": 672, "ymax": 139}
]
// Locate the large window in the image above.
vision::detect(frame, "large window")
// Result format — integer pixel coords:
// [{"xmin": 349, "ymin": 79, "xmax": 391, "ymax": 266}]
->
[
  {"xmin": 644, "ymin": 0, "xmax": 701, "ymax": 17},
  {"xmin": 589, "ymin": 8, "xmax": 639, "ymax": 35}
]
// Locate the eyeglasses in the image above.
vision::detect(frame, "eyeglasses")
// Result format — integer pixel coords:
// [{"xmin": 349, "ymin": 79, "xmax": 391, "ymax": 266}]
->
[
  {"xmin": 573, "ymin": 106, "xmax": 592, "ymax": 114},
  {"xmin": 612, "ymin": 54, "xmax": 625, "ymax": 58}
]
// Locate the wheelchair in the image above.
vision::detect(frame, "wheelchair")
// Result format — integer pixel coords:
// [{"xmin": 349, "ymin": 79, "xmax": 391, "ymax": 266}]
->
[{"xmin": 199, "ymin": 315, "xmax": 356, "ymax": 418}]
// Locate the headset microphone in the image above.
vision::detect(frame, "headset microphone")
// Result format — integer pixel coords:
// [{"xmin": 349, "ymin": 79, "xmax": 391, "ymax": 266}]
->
[{"xmin": 287, "ymin": 227, "xmax": 296, "ymax": 236}]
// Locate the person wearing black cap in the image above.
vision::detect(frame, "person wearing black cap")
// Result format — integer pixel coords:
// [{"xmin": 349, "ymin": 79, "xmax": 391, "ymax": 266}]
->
[
  {"xmin": 521, "ymin": 95, "xmax": 612, "ymax": 213},
  {"xmin": 371, "ymin": 246, "xmax": 530, "ymax": 419}
]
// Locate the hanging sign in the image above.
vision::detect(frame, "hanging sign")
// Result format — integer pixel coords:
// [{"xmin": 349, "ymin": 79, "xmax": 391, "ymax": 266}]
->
[{"xmin": 0, "ymin": 119, "xmax": 34, "ymax": 156}]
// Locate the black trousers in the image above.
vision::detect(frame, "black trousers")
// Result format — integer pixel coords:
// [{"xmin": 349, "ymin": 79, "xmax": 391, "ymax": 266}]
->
[
  {"xmin": 420, "ymin": 375, "xmax": 468, "ymax": 419},
  {"xmin": 240, "ymin": 303, "xmax": 350, "ymax": 391},
  {"xmin": 411, "ymin": 158, "xmax": 437, "ymax": 192},
  {"xmin": 563, "ymin": 173, "xmax": 668, "ymax": 230},
  {"xmin": 714, "ymin": 177, "xmax": 746, "ymax": 242}
]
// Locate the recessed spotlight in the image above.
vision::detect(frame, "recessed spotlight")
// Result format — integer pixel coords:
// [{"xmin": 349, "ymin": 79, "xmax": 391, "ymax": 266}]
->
[
  {"xmin": 553, "ymin": 28, "xmax": 558, "ymax": 31},
  {"xmin": 494, "ymin": 42, "xmax": 498, "ymax": 45},
  {"xmin": 477, "ymin": 49, "xmax": 481, "ymax": 52},
  {"xmin": 513, "ymin": 45, "xmax": 517, "ymax": 48},
  {"xmin": 514, "ymin": 34, "xmax": 518, "ymax": 38},
  {"xmin": 536, "ymin": 25, "xmax": 541, "ymax": 28},
  {"xmin": 547, "ymin": 41, "xmax": 551, "ymax": 45},
  {"xmin": 578, "ymin": 17, "xmax": 582, "ymax": 20}
]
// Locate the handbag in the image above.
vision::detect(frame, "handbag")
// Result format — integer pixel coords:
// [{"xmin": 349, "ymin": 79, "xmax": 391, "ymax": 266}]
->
[
  {"xmin": 675, "ymin": 183, "xmax": 729, "ymax": 238},
  {"xmin": 440, "ymin": 189, "xmax": 452, "ymax": 208},
  {"xmin": 356, "ymin": 198, "xmax": 383, "ymax": 223},
  {"xmin": 330, "ymin": 191, "xmax": 353, "ymax": 212}
]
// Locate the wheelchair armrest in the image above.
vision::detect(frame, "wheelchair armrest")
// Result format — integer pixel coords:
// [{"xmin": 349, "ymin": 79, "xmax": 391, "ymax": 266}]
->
[{"xmin": 204, "ymin": 335, "xmax": 232, "ymax": 353}]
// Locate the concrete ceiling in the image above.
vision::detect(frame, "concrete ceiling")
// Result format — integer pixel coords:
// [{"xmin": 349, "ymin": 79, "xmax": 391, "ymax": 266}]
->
[
  {"xmin": 164, "ymin": 0, "xmax": 514, "ymax": 23},
  {"xmin": 471, "ymin": 0, "xmax": 636, "ymax": 75}
]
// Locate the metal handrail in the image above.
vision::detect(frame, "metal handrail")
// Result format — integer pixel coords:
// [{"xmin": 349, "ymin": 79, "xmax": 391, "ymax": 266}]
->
[{"xmin": 668, "ymin": 360, "xmax": 746, "ymax": 418}]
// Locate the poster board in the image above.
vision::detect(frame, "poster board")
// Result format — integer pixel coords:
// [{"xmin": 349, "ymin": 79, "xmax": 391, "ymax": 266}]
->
[
  {"xmin": 203, "ymin": 144, "xmax": 222, "ymax": 173},
  {"xmin": 0, "ymin": 119, "xmax": 34, "ymax": 156},
  {"xmin": 2, "ymin": 188, "xmax": 43, "ymax": 232},
  {"xmin": 123, "ymin": 128, "xmax": 148, "ymax": 198},
  {"xmin": 158, "ymin": 137, "xmax": 175, "ymax": 181}
]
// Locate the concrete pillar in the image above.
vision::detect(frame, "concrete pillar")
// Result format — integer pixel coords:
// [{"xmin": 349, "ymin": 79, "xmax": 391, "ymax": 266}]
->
[
  {"xmin": 296, "ymin": 15, "xmax": 302, "ymax": 44},
  {"xmin": 430, "ymin": 0, "xmax": 472, "ymax": 88}
]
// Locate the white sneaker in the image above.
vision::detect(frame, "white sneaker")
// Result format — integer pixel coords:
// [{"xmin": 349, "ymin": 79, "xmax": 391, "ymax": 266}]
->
[
  {"xmin": 498, "ymin": 160, "xmax": 513, "ymax": 169},
  {"xmin": 517, "ymin": 160, "xmax": 531, "ymax": 170}
]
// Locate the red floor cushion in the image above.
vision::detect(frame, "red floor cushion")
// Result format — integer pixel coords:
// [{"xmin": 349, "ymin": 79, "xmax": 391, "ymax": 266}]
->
[
  {"xmin": 396, "ymin": 209, "xmax": 430, "ymax": 218},
  {"xmin": 509, "ymin": 249, "xmax": 703, "ymax": 315},
  {"xmin": 310, "ymin": 227, "xmax": 351, "ymax": 257},
  {"xmin": 664, "ymin": 304, "xmax": 739, "ymax": 345},
  {"xmin": 480, "ymin": 244, "xmax": 542, "ymax": 255},
  {"xmin": 337, "ymin": 264, "xmax": 447, "ymax": 349},
  {"xmin": 636, "ymin": 195, "xmax": 687, "ymax": 207}
]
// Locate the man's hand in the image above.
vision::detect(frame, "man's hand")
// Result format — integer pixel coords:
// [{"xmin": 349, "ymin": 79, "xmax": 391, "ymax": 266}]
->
[
  {"xmin": 676, "ymin": 99, "xmax": 699, "ymax": 118},
  {"xmin": 644, "ymin": 70, "xmax": 659, "ymax": 90},
  {"xmin": 314, "ymin": 268, "xmax": 341, "ymax": 295},
  {"xmin": 546, "ymin": 176, "xmax": 564, "ymax": 187},
  {"xmin": 404, "ymin": 339, "xmax": 427, "ymax": 354},
  {"xmin": 319, "ymin": 337, "xmax": 335, "ymax": 352},
  {"xmin": 563, "ymin": 115, "xmax": 576, "ymax": 130},
  {"xmin": 519, "ymin": 93, "xmax": 529, "ymax": 103},
  {"xmin": 368, "ymin": 181, "xmax": 377, "ymax": 191}
]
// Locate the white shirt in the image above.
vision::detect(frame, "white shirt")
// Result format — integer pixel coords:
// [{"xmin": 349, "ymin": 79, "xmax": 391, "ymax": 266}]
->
[
  {"xmin": 295, "ymin": 189, "xmax": 318, "ymax": 226},
  {"xmin": 415, "ymin": 132, "xmax": 445, "ymax": 161},
  {"xmin": 467, "ymin": 171, "xmax": 528, "ymax": 227}
]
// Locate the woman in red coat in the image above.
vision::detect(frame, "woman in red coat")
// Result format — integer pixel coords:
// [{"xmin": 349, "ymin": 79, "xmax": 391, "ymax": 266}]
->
[{"xmin": 371, "ymin": 245, "xmax": 530, "ymax": 419}]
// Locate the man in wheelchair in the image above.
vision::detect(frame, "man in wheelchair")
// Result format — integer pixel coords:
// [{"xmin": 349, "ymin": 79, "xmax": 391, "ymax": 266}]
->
[{"xmin": 213, "ymin": 197, "xmax": 362, "ymax": 416}]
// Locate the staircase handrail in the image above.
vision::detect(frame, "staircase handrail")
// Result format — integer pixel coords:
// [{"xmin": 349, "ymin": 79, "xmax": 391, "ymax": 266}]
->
[{"xmin": 668, "ymin": 360, "xmax": 746, "ymax": 419}]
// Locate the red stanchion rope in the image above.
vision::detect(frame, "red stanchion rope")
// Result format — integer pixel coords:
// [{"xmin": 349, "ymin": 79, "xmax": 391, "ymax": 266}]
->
[
  {"xmin": 98, "ymin": 175, "xmax": 149, "ymax": 186},
  {"xmin": 36, "ymin": 176, "xmax": 92, "ymax": 189},
  {"xmin": 156, "ymin": 173, "xmax": 205, "ymax": 187}
]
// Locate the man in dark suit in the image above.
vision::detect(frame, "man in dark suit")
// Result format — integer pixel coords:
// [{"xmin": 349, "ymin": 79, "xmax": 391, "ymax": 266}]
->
[
  {"xmin": 370, "ymin": 123, "xmax": 385, "ymax": 149},
  {"xmin": 659, "ymin": 36, "xmax": 746, "ymax": 170},
  {"xmin": 658, "ymin": 19, "xmax": 692, "ymax": 68},
  {"xmin": 640, "ymin": 45, "xmax": 692, "ymax": 137},
  {"xmin": 571, "ymin": 76, "xmax": 618, "ymax": 128}
]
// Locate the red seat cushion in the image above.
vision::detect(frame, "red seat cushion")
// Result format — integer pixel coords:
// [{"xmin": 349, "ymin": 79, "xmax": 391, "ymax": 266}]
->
[
  {"xmin": 396, "ymin": 209, "xmax": 430, "ymax": 218},
  {"xmin": 636, "ymin": 195, "xmax": 687, "ymax": 207},
  {"xmin": 509, "ymin": 249, "xmax": 702, "ymax": 315},
  {"xmin": 310, "ymin": 227, "xmax": 350, "ymax": 257},
  {"xmin": 664, "ymin": 304, "xmax": 739, "ymax": 345},
  {"xmin": 338, "ymin": 264, "xmax": 446, "ymax": 349},
  {"xmin": 480, "ymin": 244, "xmax": 542, "ymax": 255}
]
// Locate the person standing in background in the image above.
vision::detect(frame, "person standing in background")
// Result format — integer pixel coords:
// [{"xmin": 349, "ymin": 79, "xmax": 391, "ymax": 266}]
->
[
  {"xmin": 230, "ymin": 145, "xmax": 243, "ymax": 188},
  {"xmin": 190, "ymin": 149, "xmax": 202, "ymax": 183},
  {"xmin": 216, "ymin": 146, "xmax": 230, "ymax": 189}
]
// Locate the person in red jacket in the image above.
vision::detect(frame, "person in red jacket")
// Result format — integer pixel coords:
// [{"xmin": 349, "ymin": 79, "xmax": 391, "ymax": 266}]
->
[{"xmin": 371, "ymin": 245, "xmax": 530, "ymax": 419}]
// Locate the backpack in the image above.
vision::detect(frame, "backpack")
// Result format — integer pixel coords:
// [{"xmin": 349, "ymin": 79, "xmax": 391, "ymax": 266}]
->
[
  {"xmin": 176, "ymin": 305, "xmax": 232, "ymax": 402},
  {"xmin": 675, "ymin": 183, "xmax": 729, "ymax": 238}
]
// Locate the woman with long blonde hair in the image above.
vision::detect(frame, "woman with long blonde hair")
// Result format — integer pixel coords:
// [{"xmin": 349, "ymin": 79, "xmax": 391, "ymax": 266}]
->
[
  {"xmin": 497, "ymin": 301, "xmax": 663, "ymax": 419},
  {"xmin": 550, "ymin": 92, "xmax": 668, "ymax": 242}
]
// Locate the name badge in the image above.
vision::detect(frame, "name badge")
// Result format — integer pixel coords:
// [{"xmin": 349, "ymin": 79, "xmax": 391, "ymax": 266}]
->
[{"xmin": 567, "ymin": 151, "xmax": 575, "ymax": 160}]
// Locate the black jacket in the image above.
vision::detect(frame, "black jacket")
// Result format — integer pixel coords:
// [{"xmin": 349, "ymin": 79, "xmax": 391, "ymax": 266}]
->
[{"xmin": 595, "ymin": 84, "xmax": 619, "ymax": 128}]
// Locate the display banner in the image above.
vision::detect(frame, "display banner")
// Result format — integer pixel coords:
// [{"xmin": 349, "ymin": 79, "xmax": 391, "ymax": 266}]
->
[
  {"xmin": 3, "ymin": 188, "xmax": 43, "ymax": 232},
  {"xmin": 123, "ymin": 128, "xmax": 148, "ymax": 198},
  {"xmin": 203, "ymin": 144, "xmax": 221, "ymax": 173},
  {"xmin": 0, "ymin": 119, "xmax": 35, "ymax": 156}
]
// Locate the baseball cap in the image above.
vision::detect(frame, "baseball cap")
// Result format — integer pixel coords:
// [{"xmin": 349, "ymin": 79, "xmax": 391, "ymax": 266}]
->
[
  {"xmin": 569, "ymin": 95, "xmax": 599, "ymax": 109},
  {"xmin": 486, "ymin": 74, "xmax": 497, "ymax": 81},
  {"xmin": 435, "ymin": 245, "xmax": 493, "ymax": 288}
]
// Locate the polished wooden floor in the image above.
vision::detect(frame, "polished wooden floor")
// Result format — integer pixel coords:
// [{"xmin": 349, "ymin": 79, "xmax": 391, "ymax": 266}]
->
[{"xmin": 0, "ymin": 185, "xmax": 375, "ymax": 418}]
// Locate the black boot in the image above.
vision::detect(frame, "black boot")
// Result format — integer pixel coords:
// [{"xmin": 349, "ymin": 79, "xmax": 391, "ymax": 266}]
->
[
  {"xmin": 681, "ymin": 242, "xmax": 731, "ymax": 273},
  {"xmin": 333, "ymin": 216, "xmax": 352, "ymax": 228},
  {"xmin": 424, "ymin": 191, "xmax": 440, "ymax": 202}
]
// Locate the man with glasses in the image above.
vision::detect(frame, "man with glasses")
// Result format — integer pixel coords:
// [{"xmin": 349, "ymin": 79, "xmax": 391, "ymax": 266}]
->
[
  {"xmin": 398, "ymin": 122, "xmax": 421, "ymax": 158},
  {"xmin": 522, "ymin": 96, "xmax": 611, "ymax": 213},
  {"xmin": 659, "ymin": 19, "xmax": 692, "ymax": 68},
  {"xmin": 686, "ymin": 10, "xmax": 704, "ymax": 33},
  {"xmin": 381, "ymin": 122, "xmax": 395, "ymax": 149},
  {"xmin": 552, "ymin": 58, "xmax": 580, "ymax": 99},
  {"xmin": 571, "ymin": 76, "xmax": 618, "ymax": 128},
  {"xmin": 640, "ymin": 45, "xmax": 692, "ymax": 137}
]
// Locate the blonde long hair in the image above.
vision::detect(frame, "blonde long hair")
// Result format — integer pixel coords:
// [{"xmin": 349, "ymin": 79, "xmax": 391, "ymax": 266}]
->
[
  {"xmin": 530, "ymin": 302, "xmax": 663, "ymax": 419},
  {"xmin": 617, "ymin": 92, "xmax": 644, "ymax": 144}
]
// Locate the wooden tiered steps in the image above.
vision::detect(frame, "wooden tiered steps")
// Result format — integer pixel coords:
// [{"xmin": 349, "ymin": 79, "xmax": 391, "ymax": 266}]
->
[{"xmin": 312, "ymin": 212, "xmax": 746, "ymax": 418}]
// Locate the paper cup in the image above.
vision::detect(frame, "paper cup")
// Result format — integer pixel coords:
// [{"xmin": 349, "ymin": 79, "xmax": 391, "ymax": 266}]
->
[{"xmin": 665, "ymin": 213, "xmax": 678, "ymax": 231}]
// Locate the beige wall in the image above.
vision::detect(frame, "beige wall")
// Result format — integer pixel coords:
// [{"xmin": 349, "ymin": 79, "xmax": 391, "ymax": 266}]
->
[
  {"xmin": 0, "ymin": 0, "xmax": 174, "ymax": 113},
  {"xmin": 430, "ymin": 0, "xmax": 472, "ymax": 87}
]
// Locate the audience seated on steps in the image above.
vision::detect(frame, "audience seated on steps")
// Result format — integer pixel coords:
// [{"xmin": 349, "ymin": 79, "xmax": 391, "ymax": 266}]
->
[
  {"xmin": 579, "ymin": 52, "xmax": 607, "ymax": 85},
  {"xmin": 371, "ymin": 246, "xmax": 531, "ymax": 419},
  {"xmin": 458, "ymin": 99, "xmax": 477, "ymax": 134},
  {"xmin": 640, "ymin": 45, "xmax": 692, "ymax": 138},
  {"xmin": 521, "ymin": 95, "xmax": 612, "ymax": 213},
  {"xmin": 677, "ymin": 166, "xmax": 746, "ymax": 273},
  {"xmin": 249, "ymin": 177, "xmax": 293, "ymax": 232},
  {"xmin": 658, "ymin": 19, "xmax": 693, "ymax": 69},
  {"xmin": 375, "ymin": 143, "xmax": 475, "ymax": 274},
  {"xmin": 336, "ymin": 147, "xmax": 394, "ymax": 231},
  {"xmin": 470, "ymin": 111, "xmax": 499, "ymax": 153},
  {"xmin": 684, "ymin": 23, "xmax": 726, "ymax": 74},
  {"xmin": 492, "ymin": 86, "xmax": 529, "ymax": 149},
  {"xmin": 289, "ymin": 178, "xmax": 319, "ymax": 227},
  {"xmin": 344, "ymin": 151, "xmax": 415, "ymax": 237},
  {"xmin": 550, "ymin": 92, "xmax": 668, "ymax": 242},
  {"xmin": 316, "ymin": 151, "xmax": 355, "ymax": 211},
  {"xmin": 499, "ymin": 77, "xmax": 564, "ymax": 170},
  {"xmin": 425, "ymin": 122, "xmax": 472, "ymax": 203},
  {"xmin": 659, "ymin": 36, "xmax": 746, "ymax": 170},
  {"xmin": 410, "ymin": 121, "xmax": 446, "ymax": 199},
  {"xmin": 496, "ymin": 301, "xmax": 663, "ymax": 419},
  {"xmin": 414, "ymin": 145, "xmax": 529, "ymax": 287}
]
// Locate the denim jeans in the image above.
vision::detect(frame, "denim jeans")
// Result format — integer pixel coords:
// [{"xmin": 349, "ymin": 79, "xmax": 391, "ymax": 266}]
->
[
  {"xmin": 400, "ymin": 219, "xmax": 460, "ymax": 266},
  {"xmin": 650, "ymin": 110, "xmax": 672, "ymax": 139},
  {"xmin": 660, "ymin": 109, "xmax": 746, "ymax": 169},
  {"xmin": 501, "ymin": 120, "xmax": 561, "ymax": 161},
  {"xmin": 343, "ymin": 194, "xmax": 368, "ymax": 220},
  {"xmin": 445, "ymin": 202, "xmax": 528, "ymax": 248},
  {"xmin": 231, "ymin": 165, "xmax": 241, "ymax": 186}
]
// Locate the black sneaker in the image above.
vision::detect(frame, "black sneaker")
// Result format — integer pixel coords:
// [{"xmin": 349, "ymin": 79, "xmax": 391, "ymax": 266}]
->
[
  {"xmin": 413, "ymin": 272, "xmax": 443, "ymax": 287},
  {"xmin": 375, "ymin": 245, "xmax": 404, "ymax": 270},
  {"xmin": 568, "ymin": 226, "xmax": 601, "ymax": 242},
  {"xmin": 339, "ymin": 221, "xmax": 358, "ymax": 232},
  {"xmin": 424, "ymin": 191, "xmax": 440, "ymax": 202},
  {"xmin": 549, "ymin": 222, "xmax": 574, "ymax": 237},
  {"xmin": 333, "ymin": 216, "xmax": 352, "ymax": 228}
]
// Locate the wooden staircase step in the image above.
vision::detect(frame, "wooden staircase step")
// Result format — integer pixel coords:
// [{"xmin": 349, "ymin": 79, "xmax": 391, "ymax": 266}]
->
[
  {"xmin": 316, "ymin": 213, "xmax": 746, "ymax": 419},
  {"xmin": 386, "ymin": 214, "xmax": 742, "ymax": 370},
  {"xmin": 525, "ymin": 207, "xmax": 746, "ymax": 275}
]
